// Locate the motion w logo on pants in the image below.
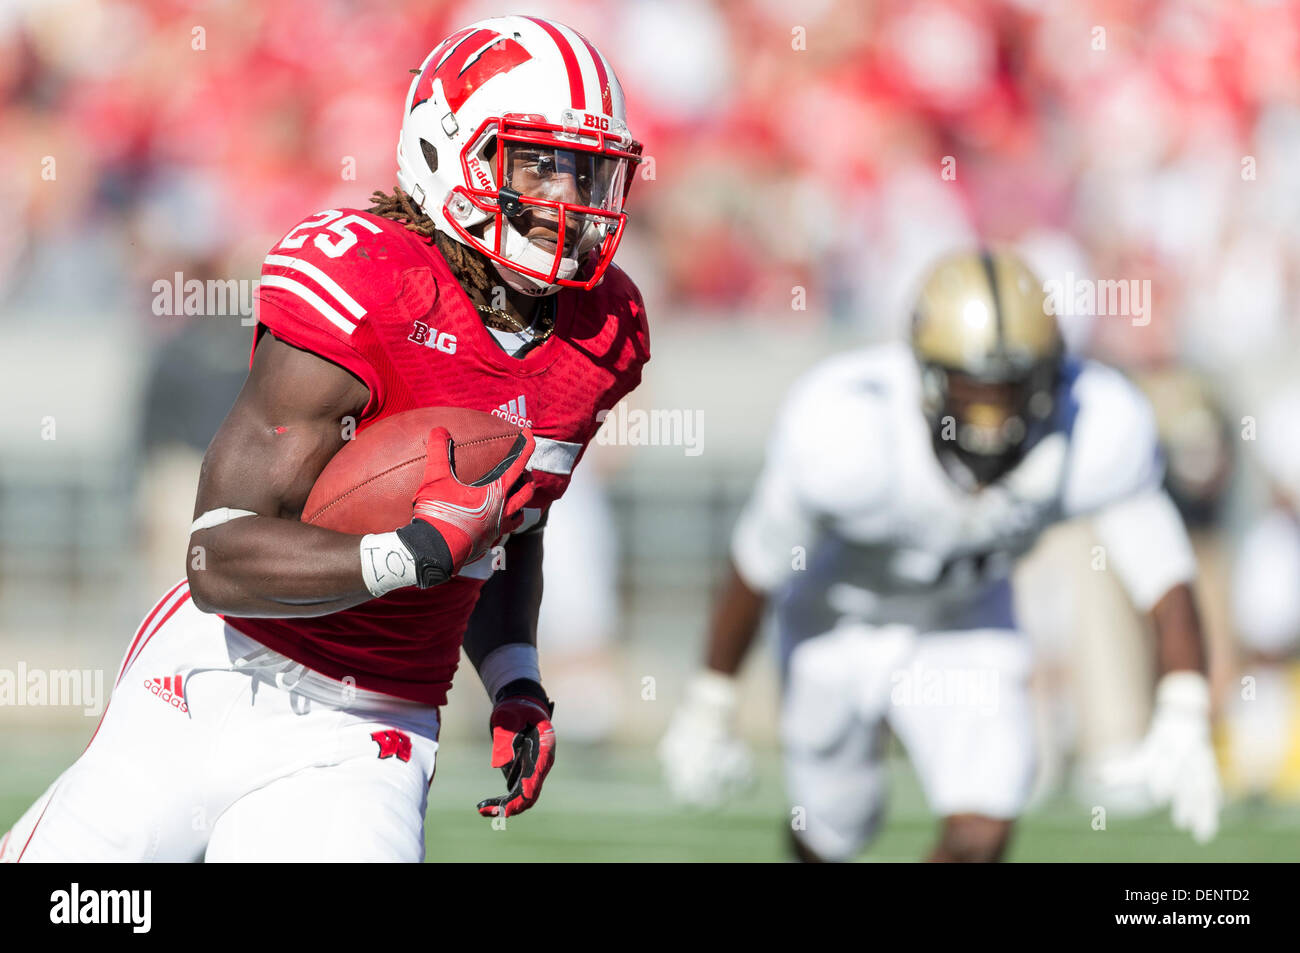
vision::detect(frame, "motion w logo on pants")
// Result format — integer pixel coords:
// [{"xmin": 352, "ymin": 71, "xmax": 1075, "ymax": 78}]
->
[{"xmin": 371, "ymin": 729, "xmax": 413, "ymax": 763}]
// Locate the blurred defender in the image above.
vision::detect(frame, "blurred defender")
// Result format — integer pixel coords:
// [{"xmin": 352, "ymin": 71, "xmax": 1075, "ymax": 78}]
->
[{"xmin": 660, "ymin": 250, "xmax": 1220, "ymax": 861}]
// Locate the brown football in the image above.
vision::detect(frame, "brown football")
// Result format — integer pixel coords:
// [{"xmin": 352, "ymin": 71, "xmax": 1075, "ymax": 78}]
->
[{"xmin": 301, "ymin": 407, "xmax": 523, "ymax": 535}]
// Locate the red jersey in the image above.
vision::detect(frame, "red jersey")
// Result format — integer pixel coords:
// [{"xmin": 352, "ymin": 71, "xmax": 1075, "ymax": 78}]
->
[{"xmin": 222, "ymin": 208, "xmax": 649, "ymax": 705}]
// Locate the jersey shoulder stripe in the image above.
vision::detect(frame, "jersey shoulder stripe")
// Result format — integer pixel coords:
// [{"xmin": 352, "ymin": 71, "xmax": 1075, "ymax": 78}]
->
[
  {"xmin": 259, "ymin": 273, "xmax": 358, "ymax": 335},
  {"xmin": 263, "ymin": 254, "xmax": 367, "ymax": 320}
]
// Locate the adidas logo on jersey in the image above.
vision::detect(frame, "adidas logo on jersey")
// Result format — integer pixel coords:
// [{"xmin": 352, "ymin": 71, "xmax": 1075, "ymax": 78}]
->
[
  {"xmin": 408, "ymin": 320, "xmax": 457, "ymax": 354},
  {"xmin": 143, "ymin": 675, "xmax": 188, "ymax": 714},
  {"xmin": 491, "ymin": 396, "xmax": 533, "ymax": 428}
]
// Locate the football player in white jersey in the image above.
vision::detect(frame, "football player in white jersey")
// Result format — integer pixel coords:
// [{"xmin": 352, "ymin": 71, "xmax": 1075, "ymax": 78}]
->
[{"xmin": 660, "ymin": 249, "xmax": 1221, "ymax": 862}]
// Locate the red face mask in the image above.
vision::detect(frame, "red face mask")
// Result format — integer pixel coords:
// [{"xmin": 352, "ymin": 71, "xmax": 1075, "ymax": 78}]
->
[{"xmin": 445, "ymin": 116, "xmax": 641, "ymax": 290}]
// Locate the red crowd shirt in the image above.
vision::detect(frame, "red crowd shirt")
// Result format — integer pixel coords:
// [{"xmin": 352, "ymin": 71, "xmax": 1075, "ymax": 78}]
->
[{"xmin": 221, "ymin": 208, "xmax": 649, "ymax": 705}]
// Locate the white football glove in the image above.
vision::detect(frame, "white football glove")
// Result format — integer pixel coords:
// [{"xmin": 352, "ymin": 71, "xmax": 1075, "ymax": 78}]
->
[
  {"xmin": 1101, "ymin": 671, "xmax": 1222, "ymax": 844},
  {"xmin": 658, "ymin": 670, "xmax": 754, "ymax": 809}
]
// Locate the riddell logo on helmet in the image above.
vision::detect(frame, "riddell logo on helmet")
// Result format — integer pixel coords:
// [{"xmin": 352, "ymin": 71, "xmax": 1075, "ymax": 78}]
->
[
  {"xmin": 409, "ymin": 320, "xmax": 457, "ymax": 354},
  {"xmin": 467, "ymin": 157, "xmax": 492, "ymax": 191}
]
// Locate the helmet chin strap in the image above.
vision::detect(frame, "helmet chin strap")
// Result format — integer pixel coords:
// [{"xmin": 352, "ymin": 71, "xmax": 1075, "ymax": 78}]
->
[{"xmin": 486, "ymin": 220, "xmax": 580, "ymax": 297}]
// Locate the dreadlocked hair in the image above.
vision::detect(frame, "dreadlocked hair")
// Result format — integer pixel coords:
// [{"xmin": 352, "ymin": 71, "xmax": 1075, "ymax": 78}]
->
[
  {"xmin": 366, "ymin": 186, "xmax": 496, "ymax": 301},
  {"xmin": 367, "ymin": 186, "xmax": 437, "ymax": 238}
]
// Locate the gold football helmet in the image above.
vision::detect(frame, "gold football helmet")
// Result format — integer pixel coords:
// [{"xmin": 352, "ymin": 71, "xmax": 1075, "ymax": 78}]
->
[{"xmin": 911, "ymin": 249, "xmax": 1064, "ymax": 484}]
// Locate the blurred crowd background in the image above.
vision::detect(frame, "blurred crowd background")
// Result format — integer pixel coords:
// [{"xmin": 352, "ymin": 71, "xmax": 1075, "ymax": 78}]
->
[{"xmin": 3, "ymin": 0, "xmax": 1300, "ymax": 835}]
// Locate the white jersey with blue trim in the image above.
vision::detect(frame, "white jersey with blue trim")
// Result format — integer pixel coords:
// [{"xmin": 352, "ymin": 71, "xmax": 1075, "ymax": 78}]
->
[{"xmin": 730, "ymin": 342, "xmax": 1196, "ymax": 644}]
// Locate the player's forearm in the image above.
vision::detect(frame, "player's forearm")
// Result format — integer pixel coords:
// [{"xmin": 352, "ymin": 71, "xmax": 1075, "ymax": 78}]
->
[
  {"xmin": 464, "ymin": 531, "xmax": 543, "ymax": 667},
  {"xmin": 463, "ymin": 530, "xmax": 545, "ymax": 703},
  {"xmin": 1149, "ymin": 582, "xmax": 1208, "ymax": 675},
  {"xmin": 463, "ymin": 612, "xmax": 539, "ymax": 674},
  {"xmin": 188, "ymin": 517, "xmax": 374, "ymax": 617},
  {"xmin": 704, "ymin": 562, "xmax": 767, "ymax": 676}
]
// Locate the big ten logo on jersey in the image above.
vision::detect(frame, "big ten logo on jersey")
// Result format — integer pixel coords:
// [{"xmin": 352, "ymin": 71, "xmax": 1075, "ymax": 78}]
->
[{"xmin": 408, "ymin": 320, "xmax": 457, "ymax": 354}]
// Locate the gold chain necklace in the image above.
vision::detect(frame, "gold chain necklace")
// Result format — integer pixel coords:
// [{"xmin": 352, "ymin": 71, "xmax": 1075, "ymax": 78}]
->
[
  {"xmin": 435, "ymin": 231, "xmax": 557, "ymax": 343},
  {"xmin": 477, "ymin": 295, "xmax": 556, "ymax": 342}
]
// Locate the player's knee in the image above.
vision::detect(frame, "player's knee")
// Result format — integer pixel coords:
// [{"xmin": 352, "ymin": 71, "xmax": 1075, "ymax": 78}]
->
[
  {"xmin": 788, "ymin": 800, "xmax": 885, "ymax": 863},
  {"xmin": 789, "ymin": 827, "xmax": 833, "ymax": 863},
  {"xmin": 932, "ymin": 814, "xmax": 1013, "ymax": 863}
]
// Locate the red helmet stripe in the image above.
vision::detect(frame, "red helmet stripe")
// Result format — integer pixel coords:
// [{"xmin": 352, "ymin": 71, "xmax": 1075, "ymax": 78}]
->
[
  {"xmin": 523, "ymin": 16, "xmax": 585, "ymax": 110},
  {"xmin": 416, "ymin": 28, "xmax": 533, "ymax": 114},
  {"xmin": 432, "ymin": 26, "xmax": 477, "ymax": 71},
  {"xmin": 574, "ymin": 31, "xmax": 613, "ymax": 116},
  {"xmin": 412, "ymin": 26, "xmax": 475, "ymax": 111}
]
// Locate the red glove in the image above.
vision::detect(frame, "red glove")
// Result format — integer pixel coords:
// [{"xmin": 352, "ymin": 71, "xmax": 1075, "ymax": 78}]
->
[
  {"xmin": 395, "ymin": 426, "xmax": 534, "ymax": 588},
  {"xmin": 476, "ymin": 683, "xmax": 556, "ymax": 819}
]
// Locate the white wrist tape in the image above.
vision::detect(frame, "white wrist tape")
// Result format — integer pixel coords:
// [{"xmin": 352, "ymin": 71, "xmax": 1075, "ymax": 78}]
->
[
  {"xmin": 688, "ymin": 669, "xmax": 740, "ymax": 714},
  {"xmin": 191, "ymin": 508, "xmax": 258, "ymax": 533},
  {"xmin": 360, "ymin": 531, "xmax": 418, "ymax": 597},
  {"xmin": 1155, "ymin": 670, "xmax": 1211, "ymax": 715},
  {"xmin": 478, "ymin": 643, "xmax": 542, "ymax": 700}
]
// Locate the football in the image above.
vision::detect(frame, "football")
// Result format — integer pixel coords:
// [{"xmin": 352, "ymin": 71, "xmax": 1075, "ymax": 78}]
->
[{"xmin": 301, "ymin": 406, "xmax": 524, "ymax": 535}]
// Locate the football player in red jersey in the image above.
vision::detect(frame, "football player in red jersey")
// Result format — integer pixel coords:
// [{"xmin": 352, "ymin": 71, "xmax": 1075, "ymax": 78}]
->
[{"xmin": 1, "ymin": 16, "xmax": 649, "ymax": 862}]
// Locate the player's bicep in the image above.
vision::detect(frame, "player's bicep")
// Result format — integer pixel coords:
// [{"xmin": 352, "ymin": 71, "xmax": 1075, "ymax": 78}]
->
[
  {"xmin": 193, "ymin": 333, "xmax": 370, "ymax": 522},
  {"xmin": 1092, "ymin": 488, "xmax": 1196, "ymax": 612},
  {"xmin": 1062, "ymin": 363, "xmax": 1164, "ymax": 515},
  {"xmin": 732, "ymin": 372, "xmax": 886, "ymax": 592},
  {"xmin": 731, "ymin": 458, "xmax": 819, "ymax": 593}
]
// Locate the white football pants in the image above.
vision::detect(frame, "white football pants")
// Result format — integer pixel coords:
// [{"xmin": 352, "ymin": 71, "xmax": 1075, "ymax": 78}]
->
[
  {"xmin": 1, "ymin": 580, "xmax": 440, "ymax": 863},
  {"xmin": 782, "ymin": 622, "xmax": 1035, "ymax": 861}
]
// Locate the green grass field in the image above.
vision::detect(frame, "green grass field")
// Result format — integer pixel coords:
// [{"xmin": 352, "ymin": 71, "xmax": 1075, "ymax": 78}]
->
[{"xmin": 4, "ymin": 729, "xmax": 1296, "ymax": 861}]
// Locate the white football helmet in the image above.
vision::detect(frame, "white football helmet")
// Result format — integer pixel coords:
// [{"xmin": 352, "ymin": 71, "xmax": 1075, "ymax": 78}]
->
[{"xmin": 397, "ymin": 15, "xmax": 642, "ymax": 296}]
